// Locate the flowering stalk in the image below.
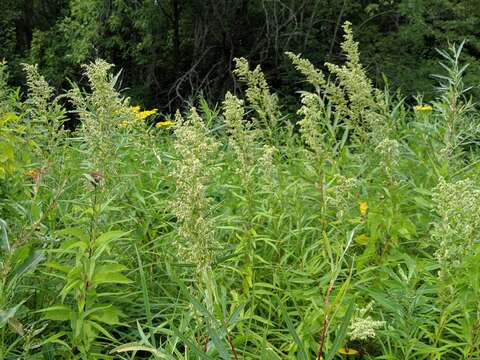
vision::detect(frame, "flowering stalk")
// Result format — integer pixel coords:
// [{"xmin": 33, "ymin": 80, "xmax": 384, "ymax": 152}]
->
[
  {"xmin": 171, "ymin": 108, "xmax": 219, "ymax": 273},
  {"xmin": 233, "ymin": 58, "xmax": 279, "ymax": 141},
  {"xmin": 222, "ymin": 92, "xmax": 259, "ymax": 297},
  {"xmin": 171, "ymin": 108, "xmax": 225, "ymax": 352}
]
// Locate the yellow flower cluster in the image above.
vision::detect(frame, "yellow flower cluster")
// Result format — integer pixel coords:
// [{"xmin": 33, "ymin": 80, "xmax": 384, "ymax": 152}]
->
[
  {"xmin": 155, "ymin": 120, "xmax": 175, "ymax": 128},
  {"xmin": 131, "ymin": 106, "xmax": 158, "ymax": 119},
  {"xmin": 118, "ymin": 106, "xmax": 158, "ymax": 128},
  {"xmin": 415, "ymin": 104, "xmax": 433, "ymax": 112}
]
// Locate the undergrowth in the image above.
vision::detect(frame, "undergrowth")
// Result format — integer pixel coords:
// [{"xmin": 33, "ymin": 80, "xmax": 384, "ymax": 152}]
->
[{"xmin": 0, "ymin": 23, "xmax": 479, "ymax": 359}]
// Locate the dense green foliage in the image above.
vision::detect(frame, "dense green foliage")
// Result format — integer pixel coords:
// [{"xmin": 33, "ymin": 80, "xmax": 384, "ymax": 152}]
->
[
  {"xmin": 1, "ymin": 23, "xmax": 480, "ymax": 359},
  {"xmin": 2, "ymin": 0, "xmax": 480, "ymax": 110}
]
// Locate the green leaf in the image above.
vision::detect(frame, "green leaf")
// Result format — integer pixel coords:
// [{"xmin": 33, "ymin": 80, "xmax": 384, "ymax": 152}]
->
[
  {"xmin": 170, "ymin": 326, "xmax": 216, "ymax": 360},
  {"xmin": 112, "ymin": 342, "xmax": 175, "ymax": 359},
  {"xmin": 0, "ymin": 218, "xmax": 10, "ymax": 253},
  {"xmin": 37, "ymin": 331, "xmax": 70, "ymax": 351},
  {"xmin": 60, "ymin": 239, "xmax": 88, "ymax": 252},
  {"xmin": 0, "ymin": 112, "xmax": 19, "ymax": 126},
  {"xmin": 60, "ymin": 279, "xmax": 82, "ymax": 301},
  {"xmin": 227, "ymin": 303, "xmax": 245, "ymax": 328},
  {"xmin": 10, "ymin": 250, "xmax": 45, "ymax": 286},
  {"xmin": 93, "ymin": 264, "xmax": 132, "ymax": 285},
  {"xmin": 30, "ymin": 203, "xmax": 43, "ymax": 222},
  {"xmin": 94, "ymin": 272, "xmax": 132, "ymax": 285},
  {"xmin": 89, "ymin": 305, "xmax": 124, "ymax": 325},
  {"xmin": 0, "ymin": 302, "xmax": 24, "ymax": 328},
  {"xmin": 95, "ymin": 263, "xmax": 128, "ymax": 274},
  {"xmin": 88, "ymin": 319, "xmax": 116, "ymax": 341},
  {"xmin": 325, "ymin": 300, "xmax": 355, "ymax": 360},
  {"xmin": 38, "ymin": 305, "xmax": 72, "ymax": 321},
  {"xmin": 95, "ymin": 230, "xmax": 130, "ymax": 248},
  {"xmin": 135, "ymin": 244, "xmax": 156, "ymax": 348},
  {"xmin": 44, "ymin": 261, "xmax": 70, "ymax": 273},
  {"xmin": 0, "ymin": 142, "xmax": 14, "ymax": 163},
  {"xmin": 56, "ymin": 227, "xmax": 89, "ymax": 242},
  {"xmin": 278, "ymin": 298, "xmax": 308, "ymax": 360}
]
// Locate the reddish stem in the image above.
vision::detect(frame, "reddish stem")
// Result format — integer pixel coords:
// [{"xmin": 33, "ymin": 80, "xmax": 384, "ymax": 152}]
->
[
  {"xmin": 225, "ymin": 325, "xmax": 239, "ymax": 360},
  {"xmin": 204, "ymin": 335, "xmax": 209, "ymax": 353},
  {"xmin": 317, "ymin": 279, "xmax": 334, "ymax": 360}
]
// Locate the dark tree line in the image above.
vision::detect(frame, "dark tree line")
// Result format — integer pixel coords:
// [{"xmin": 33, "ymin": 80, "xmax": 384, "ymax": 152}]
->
[{"xmin": 2, "ymin": 0, "xmax": 480, "ymax": 112}]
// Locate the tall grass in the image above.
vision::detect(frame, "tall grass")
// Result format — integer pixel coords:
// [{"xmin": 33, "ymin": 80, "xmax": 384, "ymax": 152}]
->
[{"xmin": 0, "ymin": 24, "xmax": 479, "ymax": 359}]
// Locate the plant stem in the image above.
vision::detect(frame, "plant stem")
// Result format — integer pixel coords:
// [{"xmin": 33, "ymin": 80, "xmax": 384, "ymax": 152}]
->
[{"xmin": 317, "ymin": 278, "xmax": 334, "ymax": 360}]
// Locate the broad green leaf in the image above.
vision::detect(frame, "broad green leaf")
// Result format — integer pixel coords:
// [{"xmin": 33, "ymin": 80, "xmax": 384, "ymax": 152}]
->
[
  {"xmin": 60, "ymin": 279, "xmax": 82, "ymax": 301},
  {"xmin": 93, "ymin": 270, "xmax": 132, "ymax": 285},
  {"xmin": 95, "ymin": 263, "xmax": 128, "ymax": 274},
  {"xmin": 38, "ymin": 305, "xmax": 72, "ymax": 321},
  {"xmin": 36, "ymin": 331, "xmax": 70, "ymax": 350},
  {"xmin": 61, "ymin": 239, "xmax": 88, "ymax": 252},
  {"xmin": 56, "ymin": 227, "xmax": 89, "ymax": 242},
  {"xmin": 95, "ymin": 230, "xmax": 130, "ymax": 248},
  {"xmin": 89, "ymin": 305, "xmax": 124, "ymax": 325}
]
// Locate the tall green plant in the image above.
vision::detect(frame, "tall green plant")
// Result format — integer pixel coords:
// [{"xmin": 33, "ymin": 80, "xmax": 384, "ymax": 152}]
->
[{"xmin": 41, "ymin": 185, "xmax": 131, "ymax": 357}]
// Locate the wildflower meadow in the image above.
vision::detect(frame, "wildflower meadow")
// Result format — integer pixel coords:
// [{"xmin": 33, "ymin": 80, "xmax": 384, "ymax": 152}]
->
[{"xmin": 1, "ymin": 22, "xmax": 479, "ymax": 359}]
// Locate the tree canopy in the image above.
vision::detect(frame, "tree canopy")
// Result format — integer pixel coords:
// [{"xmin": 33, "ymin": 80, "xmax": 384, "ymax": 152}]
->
[{"xmin": 2, "ymin": 0, "xmax": 480, "ymax": 111}]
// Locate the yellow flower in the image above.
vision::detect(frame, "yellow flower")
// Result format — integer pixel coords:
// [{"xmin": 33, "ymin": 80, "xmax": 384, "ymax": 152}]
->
[
  {"xmin": 139, "ymin": 109, "xmax": 158, "ymax": 119},
  {"xmin": 130, "ymin": 106, "xmax": 141, "ymax": 113},
  {"xmin": 359, "ymin": 202, "xmax": 368, "ymax": 217},
  {"xmin": 155, "ymin": 120, "xmax": 175, "ymax": 128},
  {"xmin": 414, "ymin": 104, "xmax": 433, "ymax": 112},
  {"xmin": 130, "ymin": 106, "xmax": 158, "ymax": 119},
  {"xmin": 338, "ymin": 347, "xmax": 359, "ymax": 355}
]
